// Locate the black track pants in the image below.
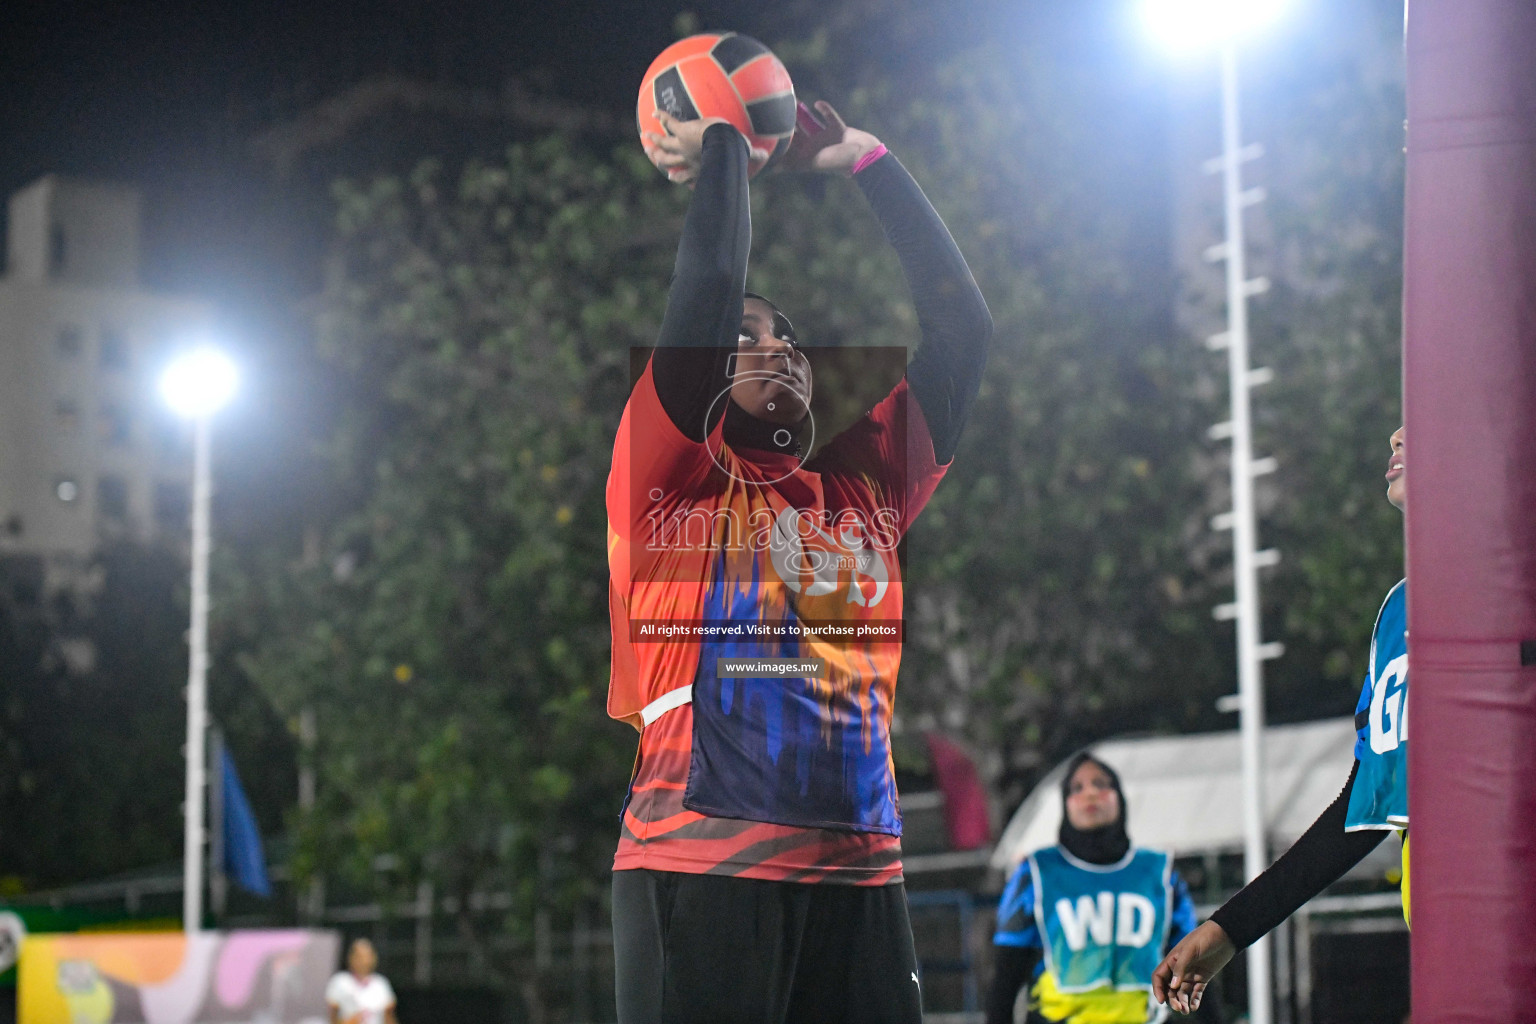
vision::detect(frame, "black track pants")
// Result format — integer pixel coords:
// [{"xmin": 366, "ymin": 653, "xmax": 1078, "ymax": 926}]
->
[{"xmin": 612, "ymin": 869, "xmax": 924, "ymax": 1024}]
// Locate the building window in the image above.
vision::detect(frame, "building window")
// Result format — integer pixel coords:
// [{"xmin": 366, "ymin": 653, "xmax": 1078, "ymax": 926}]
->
[
  {"xmin": 55, "ymin": 477, "xmax": 80, "ymax": 503},
  {"xmin": 55, "ymin": 399, "xmax": 80, "ymax": 434},
  {"xmin": 152, "ymin": 417, "xmax": 188, "ymax": 460},
  {"xmin": 154, "ymin": 480, "xmax": 188, "ymax": 530},
  {"xmin": 100, "ymin": 328, "xmax": 131, "ymax": 371},
  {"xmin": 49, "ymin": 222, "xmax": 67, "ymax": 277},
  {"xmin": 56, "ymin": 325, "xmax": 83, "ymax": 357},
  {"xmin": 99, "ymin": 403, "xmax": 131, "ymax": 446},
  {"xmin": 98, "ymin": 476, "xmax": 129, "ymax": 521}
]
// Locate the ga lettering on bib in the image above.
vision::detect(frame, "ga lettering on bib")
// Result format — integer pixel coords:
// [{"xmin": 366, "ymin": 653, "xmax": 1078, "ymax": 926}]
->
[{"xmin": 1347, "ymin": 580, "xmax": 1408, "ymax": 830}]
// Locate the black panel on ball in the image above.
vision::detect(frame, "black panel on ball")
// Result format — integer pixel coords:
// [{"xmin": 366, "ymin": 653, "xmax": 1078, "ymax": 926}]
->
[
  {"xmin": 746, "ymin": 93, "xmax": 797, "ymax": 137},
  {"xmin": 710, "ymin": 33, "xmax": 769, "ymax": 75},
  {"xmin": 652, "ymin": 67, "xmax": 700, "ymax": 121}
]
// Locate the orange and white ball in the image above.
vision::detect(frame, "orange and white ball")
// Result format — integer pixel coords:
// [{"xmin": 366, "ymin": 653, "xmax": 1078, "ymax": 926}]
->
[{"xmin": 637, "ymin": 32, "xmax": 797, "ymax": 179}]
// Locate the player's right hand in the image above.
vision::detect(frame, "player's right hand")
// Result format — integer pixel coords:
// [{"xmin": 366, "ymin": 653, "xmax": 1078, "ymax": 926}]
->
[
  {"xmin": 1151, "ymin": 920, "xmax": 1236, "ymax": 1015},
  {"xmin": 644, "ymin": 112, "xmax": 748, "ymax": 185}
]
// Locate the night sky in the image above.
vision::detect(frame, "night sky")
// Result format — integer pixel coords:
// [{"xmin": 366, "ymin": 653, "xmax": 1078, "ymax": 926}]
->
[
  {"xmin": 1, "ymin": 1, "xmax": 1141, "ymax": 290},
  {"xmin": 3, "ymin": 2, "xmax": 783, "ymax": 291}
]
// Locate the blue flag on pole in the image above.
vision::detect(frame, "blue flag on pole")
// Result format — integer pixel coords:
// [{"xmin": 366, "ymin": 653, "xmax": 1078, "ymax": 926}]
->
[{"xmin": 219, "ymin": 746, "xmax": 272, "ymax": 898}]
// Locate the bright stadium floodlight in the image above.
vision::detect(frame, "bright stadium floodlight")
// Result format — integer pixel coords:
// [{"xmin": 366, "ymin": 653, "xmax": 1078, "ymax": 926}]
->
[
  {"xmin": 1141, "ymin": 0, "xmax": 1287, "ymax": 52},
  {"xmin": 159, "ymin": 346, "xmax": 238, "ymax": 419},
  {"xmin": 158, "ymin": 342, "xmax": 237, "ymax": 932}
]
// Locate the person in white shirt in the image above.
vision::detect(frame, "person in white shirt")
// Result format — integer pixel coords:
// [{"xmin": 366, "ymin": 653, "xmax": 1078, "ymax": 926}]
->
[{"xmin": 325, "ymin": 938, "xmax": 399, "ymax": 1024}]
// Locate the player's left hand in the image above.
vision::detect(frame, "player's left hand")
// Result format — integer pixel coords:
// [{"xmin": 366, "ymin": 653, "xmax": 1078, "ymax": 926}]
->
[
  {"xmin": 643, "ymin": 111, "xmax": 730, "ymax": 185},
  {"xmin": 645, "ymin": 112, "xmax": 770, "ymax": 187},
  {"xmin": 778, "ymin": 100, "xmax": 883, "ymax": 176}
]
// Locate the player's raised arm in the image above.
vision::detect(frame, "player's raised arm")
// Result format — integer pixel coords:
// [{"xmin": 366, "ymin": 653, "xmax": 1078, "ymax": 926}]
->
[
  {"xmin": 785, "ymin": 100, "xmax": 994, "ymax": 463},
  {"xmin": 642, "ymin": 113, "xmax": 755, "ymax": 441}
]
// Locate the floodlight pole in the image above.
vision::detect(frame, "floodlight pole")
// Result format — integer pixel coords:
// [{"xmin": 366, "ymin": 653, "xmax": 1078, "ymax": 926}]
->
[
  {"xmin": 1209, "ymin": 41, "xmax": 1276, "ymax": 1024},
  {"xmin": 182, "ymin": 413, "xmax": 213, "ymax": 932}
]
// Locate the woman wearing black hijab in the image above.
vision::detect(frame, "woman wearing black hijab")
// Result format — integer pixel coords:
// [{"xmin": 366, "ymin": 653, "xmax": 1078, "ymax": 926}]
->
[{"xmin": 985, "ymin": 754, "xmax": 1204, "ymax": 1024}]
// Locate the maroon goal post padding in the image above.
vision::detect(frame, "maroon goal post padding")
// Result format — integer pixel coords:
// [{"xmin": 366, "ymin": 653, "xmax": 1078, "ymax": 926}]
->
[{"xmin": 1403, "ymin": 1, "xmax": 1536, "ymax": 1019}]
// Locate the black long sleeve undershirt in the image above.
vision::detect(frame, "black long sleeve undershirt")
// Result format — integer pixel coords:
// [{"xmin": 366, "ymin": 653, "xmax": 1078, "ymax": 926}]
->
[
  {"xmin": 852, "ymin": 152, "xmax": 992, "ymax": 462},
  {"xmin": 650, "ymin": 124, "xmax": 752, "ymax": 442},
  {"xmin": 984, "ymin": 945, "xmax": 1041, "ymax": 1024},
  {"xmin": 1208, "ymin": 761, "xmax": 1389, "ymax": 949},
  {"xmin": 649, "ymin": 125, "xmax": 992, "ymax": 460}
]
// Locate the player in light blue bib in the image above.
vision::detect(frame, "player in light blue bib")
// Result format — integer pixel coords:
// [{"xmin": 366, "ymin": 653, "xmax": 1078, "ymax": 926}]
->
[
  {"xmin": 1346, "ymin": 578, "xmax": 1408, "ymax": 832},
  {"xmin": 1154, "ymin": 426, "xmax": 1409, "ymax": 1016},
  {"xmin": 987, "ymin": 754, "xmax": 1200, "ymax": 1024}
]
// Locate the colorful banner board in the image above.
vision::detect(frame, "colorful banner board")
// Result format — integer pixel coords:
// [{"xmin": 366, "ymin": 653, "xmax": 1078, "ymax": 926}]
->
[
  {"xmin": 18, "ymin": 930, "xmax": 339, "ymax": 1024},
  {"xmin": 0, "ymin": 907, "xmax": 180, "ymax": 988}
]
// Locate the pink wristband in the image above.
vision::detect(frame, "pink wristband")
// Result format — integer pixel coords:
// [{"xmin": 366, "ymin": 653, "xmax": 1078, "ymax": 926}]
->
[{"xmin": 851, "ymin": 144, "xmax": 889, "ymax": 176}]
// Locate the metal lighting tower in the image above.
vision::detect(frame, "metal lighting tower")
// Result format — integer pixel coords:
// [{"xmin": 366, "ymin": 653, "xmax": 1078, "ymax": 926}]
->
[
  {"xmin": 160, "ymin": 346, "xmax": 239, "ymax": 932},
  {"xmin": 1206, "ymin": 40, "xmax": 1282, "ymax": 1024},
  {"xmin": 1142, "ymin": 4, "xmax": 1288, "ymax": 1022}
]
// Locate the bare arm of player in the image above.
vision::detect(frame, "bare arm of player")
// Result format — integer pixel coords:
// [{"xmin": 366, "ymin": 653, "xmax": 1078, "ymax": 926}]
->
[{"xmin": 1152, "ymin": 919, "xmax": 1236, "ymax": 1015}]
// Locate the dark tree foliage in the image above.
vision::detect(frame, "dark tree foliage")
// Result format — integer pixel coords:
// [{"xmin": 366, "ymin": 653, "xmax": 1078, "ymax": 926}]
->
[{"xmin": 0, "ymin": 544, "xmax": 293, "ymax": 891}]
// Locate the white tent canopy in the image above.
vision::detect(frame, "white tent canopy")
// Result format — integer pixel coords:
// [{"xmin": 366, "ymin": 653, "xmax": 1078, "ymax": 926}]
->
[{"xmin": 992, "ymin": 718, "xmax": 1396, "ymax": 876}]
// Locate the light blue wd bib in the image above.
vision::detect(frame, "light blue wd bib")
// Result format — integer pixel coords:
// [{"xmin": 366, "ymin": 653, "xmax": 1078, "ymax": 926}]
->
[
  {"xmin": 1029, "ymin": 846, "xmax": 1173, "ymax": 994},
  {"xmin": 1346, "ymin": 579, "xmax": 1408, "ymax": 830}
]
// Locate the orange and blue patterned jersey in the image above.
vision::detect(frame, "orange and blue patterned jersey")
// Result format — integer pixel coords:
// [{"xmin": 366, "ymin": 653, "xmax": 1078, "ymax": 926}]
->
[{"xmin": 606, "ymin": 359, "xmax": 946, "ymax": 883}]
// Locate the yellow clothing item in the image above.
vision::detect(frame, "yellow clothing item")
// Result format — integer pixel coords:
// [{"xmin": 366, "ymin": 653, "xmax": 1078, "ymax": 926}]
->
[
  {"xmin": 1032, "ymin": 970, "xmax": 1155, "ymax": 1024},
  {"xmin": 1401, "ymin": 831, "xmax": 1410, "ymax": 927}
]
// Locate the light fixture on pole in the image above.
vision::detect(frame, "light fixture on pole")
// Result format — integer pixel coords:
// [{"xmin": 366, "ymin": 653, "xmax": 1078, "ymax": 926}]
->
[
  {"xmin": 1141, "ymin": 3, "xmax": 1287, "ymax": 1023},
  {"xmin": 1141, "ymin": 0, "xmax": 1287, "ymax": 52},
  {"xmin": 159, "ymin": 344, "xmax": 238, "ymax": 933}
]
